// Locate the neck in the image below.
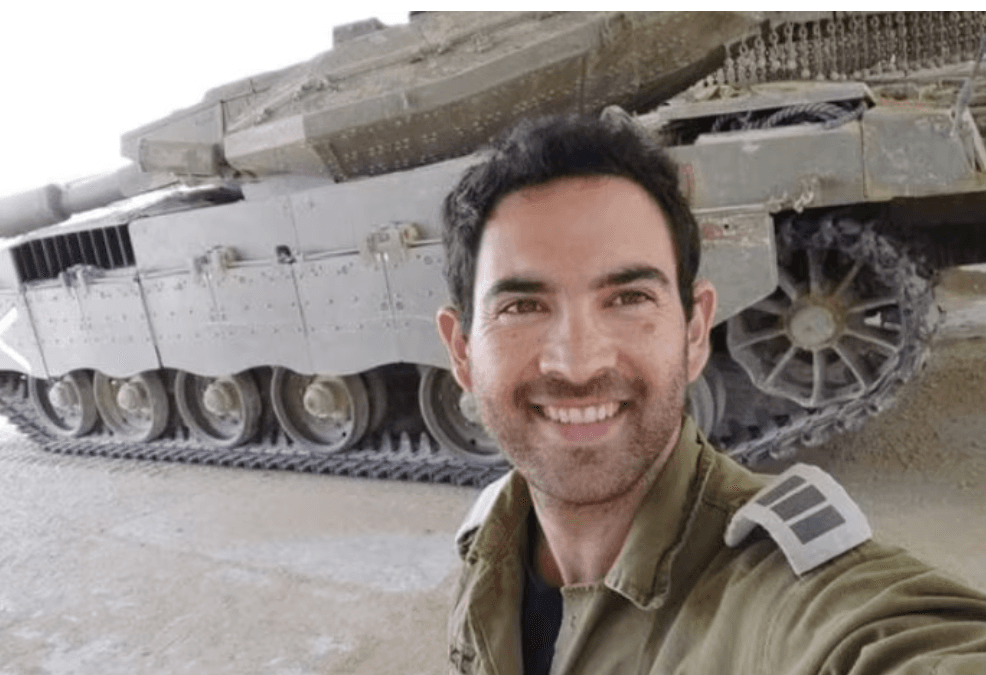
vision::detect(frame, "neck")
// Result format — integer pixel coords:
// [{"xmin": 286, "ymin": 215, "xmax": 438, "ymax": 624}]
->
[{"xmin": 530, "ymin": 432, "xmax": 678, "ymax": 588}]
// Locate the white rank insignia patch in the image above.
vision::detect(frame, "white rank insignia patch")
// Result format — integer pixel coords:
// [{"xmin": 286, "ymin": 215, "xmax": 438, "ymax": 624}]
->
[{"xmin": 725, "ymin": 463, "xmax": 872, "ymax": 575}]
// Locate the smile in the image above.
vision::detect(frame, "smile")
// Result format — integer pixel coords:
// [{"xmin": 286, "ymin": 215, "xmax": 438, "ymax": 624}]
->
[{"xmin": 539, "ymin": 401, "xmax": 621, "ymax": 425}]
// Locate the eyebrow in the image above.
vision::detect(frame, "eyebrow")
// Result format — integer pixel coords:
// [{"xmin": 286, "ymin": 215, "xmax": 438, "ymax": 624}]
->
[
  {"xmin": 483, "ymin": 265, "xmax": 672, "ymax": 306},
  {"xmin": 592, "ymin": 265, "xmax": 672, "ymax": 290},
  {"xmin": 483, "ymin": 277, "xmax": 551, "ymax": 306}
]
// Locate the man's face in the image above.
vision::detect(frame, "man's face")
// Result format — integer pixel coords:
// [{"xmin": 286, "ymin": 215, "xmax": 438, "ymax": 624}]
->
[{"xmin": 438, "ymin": 176, "xmax": 715, "ymax": 506}]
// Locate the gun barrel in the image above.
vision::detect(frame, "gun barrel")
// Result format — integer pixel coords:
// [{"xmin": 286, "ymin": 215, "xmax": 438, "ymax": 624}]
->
[
  {"xmin": 0, "ymin": 166, "xmax": 140, "ymax": 238},
  {"xmin": 0, "ymin": 184, "xmax": 68, "ymax": 236}
]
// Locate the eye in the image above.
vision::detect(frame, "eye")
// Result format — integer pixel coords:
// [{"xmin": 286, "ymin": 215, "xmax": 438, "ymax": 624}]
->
[
  {"xmin": 609, "ymin": 290, "xmax": 653, "ymax": 307},
  {"xmin": 501, "ymin": 298, "xmax": 544, "ymax": 315}
]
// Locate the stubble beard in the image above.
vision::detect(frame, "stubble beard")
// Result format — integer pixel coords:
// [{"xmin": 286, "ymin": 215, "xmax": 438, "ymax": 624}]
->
[{"xmin": 476, "ymin": 361, "xmax": 688, "ymax": 507}]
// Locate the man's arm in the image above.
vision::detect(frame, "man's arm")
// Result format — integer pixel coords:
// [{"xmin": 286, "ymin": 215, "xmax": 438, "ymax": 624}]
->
[{"xmin": 761, "ymin": 543, "xmax": 986, "ymax": 674}]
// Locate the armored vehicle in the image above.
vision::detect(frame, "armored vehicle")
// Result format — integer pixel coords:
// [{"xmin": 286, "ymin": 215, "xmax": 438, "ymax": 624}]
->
[{"xmin": 1, "ymin": 12, "xmax": 985, "ymax": 486}]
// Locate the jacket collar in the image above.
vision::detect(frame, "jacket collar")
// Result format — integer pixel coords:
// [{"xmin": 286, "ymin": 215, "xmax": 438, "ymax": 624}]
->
[
  {"xmin": 462, "ymin": 467, "xmax": 532, "ymax": 567},
  {"xmin": 603, "ymin": 415, "xmax": 710, "ymax": 610}
]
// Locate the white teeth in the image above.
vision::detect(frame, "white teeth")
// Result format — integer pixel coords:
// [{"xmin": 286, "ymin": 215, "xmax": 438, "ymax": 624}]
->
[{"xmin": 542, "ymin": 402, "xmax": 619, "ymax": 424}]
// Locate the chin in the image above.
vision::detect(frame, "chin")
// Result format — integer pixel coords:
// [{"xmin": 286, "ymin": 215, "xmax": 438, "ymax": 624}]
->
[{"xmin": 512, "ymin": 444, "xmax": 660, "ymax": 507}]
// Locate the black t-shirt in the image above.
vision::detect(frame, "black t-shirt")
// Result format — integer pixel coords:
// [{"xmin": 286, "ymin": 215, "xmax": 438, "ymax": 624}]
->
[{"xmin": 522, "ymin": 514, "xmax": 563, "ymax": 675}]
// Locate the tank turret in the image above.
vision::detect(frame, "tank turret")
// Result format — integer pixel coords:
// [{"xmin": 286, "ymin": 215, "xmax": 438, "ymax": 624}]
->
[{"xmin": 2, "ymin": 12, "xmax": 761, "ymax": 232}]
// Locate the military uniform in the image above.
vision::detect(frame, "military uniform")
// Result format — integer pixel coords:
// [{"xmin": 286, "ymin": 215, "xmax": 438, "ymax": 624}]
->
[{"xmin": 448, "ymin": 417, "xmax": 986, "ymax": 674}]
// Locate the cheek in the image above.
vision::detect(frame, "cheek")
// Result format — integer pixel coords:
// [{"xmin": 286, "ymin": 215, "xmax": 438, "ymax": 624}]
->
[
  {"xmin": 625, "ymin": 319, "xmax": 687, "ymax": 366},
  {"xmin": 471, "ymin": 329, "xmax": 536, "ymax": 383},
  {"xmin": 484, "ymin": 323, "xmax": 542, "ymax": 353}
]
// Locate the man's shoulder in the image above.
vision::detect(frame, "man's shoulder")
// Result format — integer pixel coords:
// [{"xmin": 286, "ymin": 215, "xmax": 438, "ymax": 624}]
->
[{"xmin": 687, "ymin": 440, "xmax": 873, "ymax": 577}]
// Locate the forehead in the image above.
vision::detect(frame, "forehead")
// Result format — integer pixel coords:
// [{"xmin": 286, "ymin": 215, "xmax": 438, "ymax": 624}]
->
[{"xmin": 476, "ymin": 176, "xmax": 677, "ymax": 288}]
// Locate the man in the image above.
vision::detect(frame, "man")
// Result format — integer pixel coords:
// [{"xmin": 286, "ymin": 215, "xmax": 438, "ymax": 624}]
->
[{"xmin": 436, "ymin": 114, "xmax": 986, "ymax": 674}]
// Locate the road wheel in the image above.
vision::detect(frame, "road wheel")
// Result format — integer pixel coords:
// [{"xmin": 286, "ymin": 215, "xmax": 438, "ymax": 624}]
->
[
  {"xmin": 94, "ymin": 371, "xmax": 169, "ymax": 442},
  {"xmin": 175, "ymin": 371, "xmax": 261, "ymax": 448},
  {"xmin": 28, "ymin": 371, "xmax": 98, "ymax": 438},
  {"xmin": 270, "ymin": 368, "xmax": 370, "ymax": 452},
  {"xmin": 418, "ymin": 366, "xmax": 502, "ymax": 465}
]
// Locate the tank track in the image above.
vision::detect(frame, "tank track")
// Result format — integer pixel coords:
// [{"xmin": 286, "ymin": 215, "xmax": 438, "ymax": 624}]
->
[
  {"xmin": 710, "ymin": 212, "xmax": 939, "ymax": 466},
  {"xmin": 0, "ymin": 376, "xmax": 508, "ymax": 487}
]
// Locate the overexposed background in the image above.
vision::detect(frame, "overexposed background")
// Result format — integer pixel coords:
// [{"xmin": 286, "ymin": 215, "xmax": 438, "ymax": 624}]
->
[{"xmin": 0, "ymin": 2, "xmax": 410, "ymax": 199}]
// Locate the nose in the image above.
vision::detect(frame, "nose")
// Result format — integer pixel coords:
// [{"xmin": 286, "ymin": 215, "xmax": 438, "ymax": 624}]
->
[{"xmin": 538, "ymin": 303, "xmax": 617, "ymax": 385}]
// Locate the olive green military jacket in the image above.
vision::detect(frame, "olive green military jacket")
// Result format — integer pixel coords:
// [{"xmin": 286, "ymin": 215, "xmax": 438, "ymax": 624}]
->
[{"xmin": 448, "ymin": 417, "xmax": 986, "ymax": 674}]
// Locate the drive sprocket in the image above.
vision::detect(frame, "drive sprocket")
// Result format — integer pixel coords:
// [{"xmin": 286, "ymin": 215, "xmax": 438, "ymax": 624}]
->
[{"xmin": 714, "ymin": 209, "xmax": 937, "ymax": 464}]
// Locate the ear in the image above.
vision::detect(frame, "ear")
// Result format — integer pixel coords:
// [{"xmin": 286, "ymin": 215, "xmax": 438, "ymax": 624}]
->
[
  {"xmin": 436, "ymin": 306, "xmax": 472, "ymax": 392},
  {"xmin": 685, "ymin": 279, "xmax": 717, "ymax": 384}
]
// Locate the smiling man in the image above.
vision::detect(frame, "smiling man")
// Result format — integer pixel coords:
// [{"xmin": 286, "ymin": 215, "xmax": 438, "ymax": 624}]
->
[{"xmin": 437, "ymin": 114, "xmax": 986, "ymax": 675}]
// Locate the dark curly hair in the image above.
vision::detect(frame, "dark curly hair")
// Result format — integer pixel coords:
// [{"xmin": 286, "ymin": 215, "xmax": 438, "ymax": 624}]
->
[{"xmin": 441, "ymin": 112, "xmax": 700, "ymax": 334}]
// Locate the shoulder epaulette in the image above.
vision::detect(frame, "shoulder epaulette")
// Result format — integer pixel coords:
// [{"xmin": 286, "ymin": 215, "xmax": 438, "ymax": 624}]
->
[
  {"xmin": 724, "ymin": 463, "xmax": 872, "ymax": 575},
  {"xmin": 455, "ymin": 471, "xmax": 513, "ymax": 558}
]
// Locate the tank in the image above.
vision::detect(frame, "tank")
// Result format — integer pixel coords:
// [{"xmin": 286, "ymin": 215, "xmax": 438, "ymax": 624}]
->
[{"xmin": 0, "ymin": 11, "xmax": 984, "ymax": 486}]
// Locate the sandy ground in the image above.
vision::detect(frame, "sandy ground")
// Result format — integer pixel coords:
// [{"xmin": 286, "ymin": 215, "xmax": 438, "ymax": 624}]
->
[
  {"xmin": 0, "ymin": 440, "xmax": 477, "ymax": 675},
  {"xmin": 0, "ymin": 274, "xmax": 984, "ymax": 674}
]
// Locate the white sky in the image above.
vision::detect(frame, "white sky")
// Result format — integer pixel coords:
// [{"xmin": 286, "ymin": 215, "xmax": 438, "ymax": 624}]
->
[{"xmin": 0, "ymin": 2, "xmax": 410, "ymax": 199}]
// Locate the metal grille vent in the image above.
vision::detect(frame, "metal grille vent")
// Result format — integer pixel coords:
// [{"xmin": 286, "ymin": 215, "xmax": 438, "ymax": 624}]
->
[{"xmin": 12, "ymin": 224, "xmax": 136, "ymax": 283}]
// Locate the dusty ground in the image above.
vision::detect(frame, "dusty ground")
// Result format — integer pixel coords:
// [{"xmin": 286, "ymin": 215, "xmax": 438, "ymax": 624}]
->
[
  {"xmin": 0, "ymin": 275, "xmax": 984, "ymax": 673},
  {"xmin": 0, "ymin": 439, "xmax": 477, "ymax": 675}
]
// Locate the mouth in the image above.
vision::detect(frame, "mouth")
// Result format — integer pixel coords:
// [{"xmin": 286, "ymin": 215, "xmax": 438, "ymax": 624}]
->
[
  {"xmin": 530, "ymin": 400, "xmax": 628, "ymax": 443},
  {"xmin": 535, "ymin": 401, "xmax": 622, "ymax": 424}
]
